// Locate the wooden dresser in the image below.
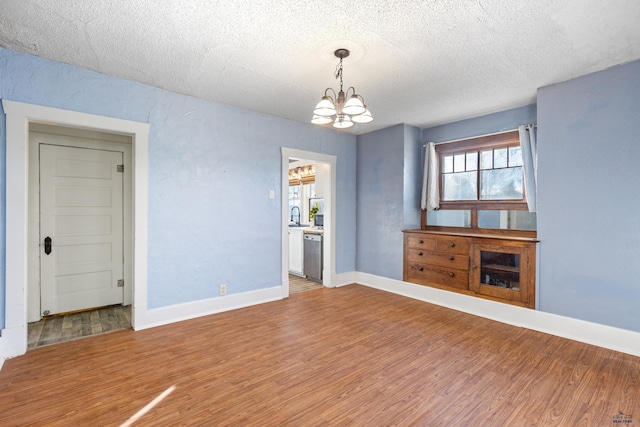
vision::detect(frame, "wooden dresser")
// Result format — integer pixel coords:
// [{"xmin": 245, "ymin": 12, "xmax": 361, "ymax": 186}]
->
[{"xmin": 403, "ymin": 230, "xmax": 537, "ymax": 308}]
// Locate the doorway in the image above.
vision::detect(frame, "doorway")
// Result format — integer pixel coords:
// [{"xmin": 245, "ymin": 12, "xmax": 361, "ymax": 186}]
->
[
  {"xmin": 2, "ymin": 99, "xmax": 149, "ymax": 358},
  {"xmin": 281, "ymin": 148, "xmax": 337, "ymax": 297},
  {"xmin": 26, "ymin": 125, "xmax": 133, "ymax": 345}
]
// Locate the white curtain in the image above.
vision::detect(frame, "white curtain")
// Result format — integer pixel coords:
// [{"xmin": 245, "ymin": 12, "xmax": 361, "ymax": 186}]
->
[
  {"xmin": 421, "ymin": 142, "xmax": 440, "ymax": 211},
  {"xmin": 519, "ymin": 124, "xmax": 537, "ymax": 212}
]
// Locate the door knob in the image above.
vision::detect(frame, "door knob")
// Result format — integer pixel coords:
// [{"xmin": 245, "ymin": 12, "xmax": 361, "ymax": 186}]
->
[{"xmin": 44, "ymin": 236, "xmax": 52, "ymax": 255}]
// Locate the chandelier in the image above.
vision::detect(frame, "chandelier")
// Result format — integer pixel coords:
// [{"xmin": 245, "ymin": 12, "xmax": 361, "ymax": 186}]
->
[{"xmin": 311, "ymin": 48, "xmax": 373, "ymax": 129}]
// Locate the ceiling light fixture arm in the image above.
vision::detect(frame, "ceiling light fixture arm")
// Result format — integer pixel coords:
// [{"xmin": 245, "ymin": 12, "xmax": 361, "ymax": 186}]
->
[
  {"xmin": 323, "ymin": 87, "xmax": 337, "ymax": 103},
  {"xmin": 345, "ymin": 87, "xmax": 362, "ymax": 100}
]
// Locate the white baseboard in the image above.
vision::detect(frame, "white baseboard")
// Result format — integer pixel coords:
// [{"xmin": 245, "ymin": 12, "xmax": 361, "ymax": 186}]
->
[
  {"xmin": 334, "ymin": 271, "xmax": 356, "ymax": 287},
  {"xmin": 356, "ymin": 272, "xmax": 640, "ymax": 358},
  {"xmin": 134, "ymin": 286, "xmax": 283, "ymax": 331},
  {"xmin": 129, "ymin": 272, "xmax": 357, "ymax": 331},
  {"xmin": 0, "ymin": 326, "xmax": 27, "ymax": 361}
]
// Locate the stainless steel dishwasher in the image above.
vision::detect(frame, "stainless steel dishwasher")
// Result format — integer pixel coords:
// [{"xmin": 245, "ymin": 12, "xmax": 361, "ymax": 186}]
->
[{"xmin": 303, "ymin": 232, "xmax": 323, "ymax": 283}]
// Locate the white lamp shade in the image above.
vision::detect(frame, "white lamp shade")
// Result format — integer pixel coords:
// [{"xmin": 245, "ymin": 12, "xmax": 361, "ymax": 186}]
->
[
  {"xmin": 342, "ymin": 95, "xmax": 366, "ymax": 115},
  {"xmin": 351, "ymin": 109, "xmax": 373, "ymax": 124},
  {"xmin": 311, "ymin": 115, "xmax": 332, "ymax": 125},
  {"xmin": 333, "ymin": 114, "xmax": 353, "ymax": 129},
  {"xmin": 313, "ymin": 96, "xmax": 337, "ymax": 116}
]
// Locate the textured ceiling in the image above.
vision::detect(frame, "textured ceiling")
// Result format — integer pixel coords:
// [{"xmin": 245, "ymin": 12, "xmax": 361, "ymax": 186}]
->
[{"xmin": 1, "ymin": 0, "xmax": 640, "ymax": 134}]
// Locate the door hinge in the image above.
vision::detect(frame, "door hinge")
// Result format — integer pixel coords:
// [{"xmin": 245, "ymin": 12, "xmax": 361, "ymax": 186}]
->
[
  {"xmin": 117, "ymin": 165, "xmax": 124, "ymax": 173},
  {"xmin": 117, "ymin": 279, "xmax": 125, "ymax": 287}
]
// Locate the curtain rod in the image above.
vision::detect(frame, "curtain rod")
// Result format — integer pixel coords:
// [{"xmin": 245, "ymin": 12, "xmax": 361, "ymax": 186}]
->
[{"xmin": 423, "ymin": 124, "xmax": 536, "ymax": 147}]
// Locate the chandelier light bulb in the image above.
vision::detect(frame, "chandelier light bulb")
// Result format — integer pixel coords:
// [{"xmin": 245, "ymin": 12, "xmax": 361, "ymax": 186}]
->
[
  {"xmin": 342, "ymin": 95, "xmax": 366, "ymax": 116},
  {"xmin": 351, "ymin": 109, "xmax": 373, "ymax": 124},
  {"xmin": 333, "ymin": 114, "xmax": 353, "ymax": 129},
  {"xmin": 313, "ymin": 96, "xmax": 337, "ymax": 116},
  {"xmin": 311, "ymin": 115, "xmax": 333, "ymax": 125}
]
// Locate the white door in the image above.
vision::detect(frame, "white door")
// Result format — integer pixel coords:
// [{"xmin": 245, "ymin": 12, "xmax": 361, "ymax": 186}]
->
[{"xmin": 40, "ymin": 144, "xmax": 124, "ymax": 316}]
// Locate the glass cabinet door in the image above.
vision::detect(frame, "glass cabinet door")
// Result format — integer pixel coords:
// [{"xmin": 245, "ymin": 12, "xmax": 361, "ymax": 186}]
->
[
  {"xmin": 470, "ymin": 241, "xmax": 535, "ymax": 307},
  {"xmin": 480, "ymin": 251, "xmax": 520, "ymax": 290}
]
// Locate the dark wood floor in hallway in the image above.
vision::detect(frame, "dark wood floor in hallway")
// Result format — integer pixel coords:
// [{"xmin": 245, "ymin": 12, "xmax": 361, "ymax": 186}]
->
[
  {"xmin": 28, "ymin": 305, "xmax": 131, "ymax": 349},
  {"xmin": 1, "ymin": 284, "xmax": 638, "ymax": 426}
]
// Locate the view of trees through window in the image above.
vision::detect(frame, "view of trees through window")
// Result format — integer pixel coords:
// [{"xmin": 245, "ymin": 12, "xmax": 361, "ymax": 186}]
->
[{"xmin": 441, "ymin": 146, "xmax": 523, "ymax": 201}]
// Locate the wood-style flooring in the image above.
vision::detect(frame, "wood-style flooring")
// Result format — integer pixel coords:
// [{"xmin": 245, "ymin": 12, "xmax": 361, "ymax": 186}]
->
[
  {"xmin": 27, "ymin": 276, "xmax": 314, "ymax": 350},
  {"xmin": 1, "ymin": 285, "xmax": 638, "ymax": 426},
  {"xmin": 28, "ymin": 305, "xmax": 131, "ymax": 349},
  {"xmin": 289, "ymin": 273, "xmax": 323, "ymax": 294}
]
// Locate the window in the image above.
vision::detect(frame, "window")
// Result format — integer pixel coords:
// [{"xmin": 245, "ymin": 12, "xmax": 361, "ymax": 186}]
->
[
  {"xmin": 441, "ymin": 146, "xmax": 523, "ymax": 201},
  {"xmin": 288, "ymin": 183, "xmax": 316, "ymax": 225},
  {"xmin": 436, "ymin": 131, "xmax": 527, "ymax": 210},
  {"xmin": 425, "ymin": 131, "xmax": 536, "ymax": 235}
]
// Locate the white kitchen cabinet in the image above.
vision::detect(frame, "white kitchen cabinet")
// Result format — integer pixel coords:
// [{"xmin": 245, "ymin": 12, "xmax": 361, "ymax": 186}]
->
[
  {"xmin": 288, "ymin": 229, "xmax": 304, "ymax": 276},
  {"xmin": 314, "ymin": 163, "xmax": 329, "ymax": 198}
]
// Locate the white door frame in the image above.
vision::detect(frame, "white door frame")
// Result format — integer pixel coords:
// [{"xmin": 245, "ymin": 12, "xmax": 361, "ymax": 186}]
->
[
  {"xmin": 2, "ymin": 99, "xmax": 149, "ymax": 358},
  {"xmin": 281, "ymin": 148, "xmax": 337, "ymax": 297}
]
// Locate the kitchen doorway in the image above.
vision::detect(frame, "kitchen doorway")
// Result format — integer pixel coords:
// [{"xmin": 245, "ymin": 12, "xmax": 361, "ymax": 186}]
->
[{"xmin": 281, "ymin": 148, "xmax": 336, "ymax": 298}]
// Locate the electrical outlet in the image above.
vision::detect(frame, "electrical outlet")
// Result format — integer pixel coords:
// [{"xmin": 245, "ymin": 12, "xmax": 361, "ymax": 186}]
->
[{"xmin": 219, "ymin": 284, "xmax": 227, "ymax": 296}]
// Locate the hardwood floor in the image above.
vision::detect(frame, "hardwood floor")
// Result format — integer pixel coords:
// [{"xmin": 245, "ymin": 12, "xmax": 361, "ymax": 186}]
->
[
  {"xmin": 289, "ymin": 274, "xmax": 323, "ymax": 294},
  {"xmin": 1, "ymin": 285, "xmax": 638, "ymax": 426},
  {"xmin": 27, "ymin": 305, "xmax": 131, "ymax": 349}
]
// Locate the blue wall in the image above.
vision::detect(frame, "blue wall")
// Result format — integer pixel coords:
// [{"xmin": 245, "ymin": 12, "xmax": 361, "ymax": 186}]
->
[
  {"xmin": 423, "ymin": 104, "xmax": 537, "ymax": 143},
  {"xmin": 537, "ymin": 60, "xmax": 640, "ymax": 332},
  {"xmin": 0, "ymin": 47, "xmax": 357, "ymax": 324},
  {"xmin": 403, "ymin": 126, "xmax": 423, "ymax": 229},
  {"xmin": 356, "ymin": 124, "xmax": 421, "ymax": 280}
]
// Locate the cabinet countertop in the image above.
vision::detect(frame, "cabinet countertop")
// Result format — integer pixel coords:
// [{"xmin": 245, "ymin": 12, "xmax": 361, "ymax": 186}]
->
[
  {"xmin": 403, "ymin": 229, "xmax": 538, "ymax": 242},
  {"xmin": 289, "ymin": 226, "xmax": 324, "ymax": 235}
]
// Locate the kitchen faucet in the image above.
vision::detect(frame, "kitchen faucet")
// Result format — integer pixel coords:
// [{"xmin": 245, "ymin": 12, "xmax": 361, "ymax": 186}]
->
[{"xmin": 290, "ymin": 206, "xmax": 301, "ymax": 225}]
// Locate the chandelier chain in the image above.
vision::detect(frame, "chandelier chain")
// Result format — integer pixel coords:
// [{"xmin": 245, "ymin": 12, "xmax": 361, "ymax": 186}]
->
[{"xmin": 334, "ymin": 57, "xmax": 344, "ymax": 92}]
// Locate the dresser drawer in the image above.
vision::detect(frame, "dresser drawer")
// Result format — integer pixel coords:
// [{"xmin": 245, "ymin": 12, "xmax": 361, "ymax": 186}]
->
[
  {"xmin": 435, "ymin": 236, "xmax": 469, "ymax": 255},
  {"xmin": 407, "ymin": 248, "xmax": 469, "ymax": 271},
  {"xmin": 406, "ymin": 262, "xmax": 469, "ymax": 290},
  {"xmin": 405, "ymin": 235, "xmax": 437, "ymax": 251}
]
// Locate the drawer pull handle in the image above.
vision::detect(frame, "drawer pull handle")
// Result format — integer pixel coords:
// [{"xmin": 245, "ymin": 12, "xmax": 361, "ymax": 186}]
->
[
  {"xmin": 419, "ymin": 240, "xmax": 424, "ymax": 244},
  {"xmin": 418, "ymin": 252, "xmax": 423, "ymax": 256},
  {"xmin": 472, "ymin": 265, "xmax": 478, "ymax": 269},
  {"xmin": 449, "ymin": 242, "xmax": 455, "ymax": 248},
  {"xmin": 448, "ymin": 256, "xmax": 454, "ymax": 261},
  {"xmin": 417, "ymin": 266, "xmax": 424, "ymax": 271},
  {"xmin": 449, "ymin": 272, "xmax": 455, "ymax": 277}
]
